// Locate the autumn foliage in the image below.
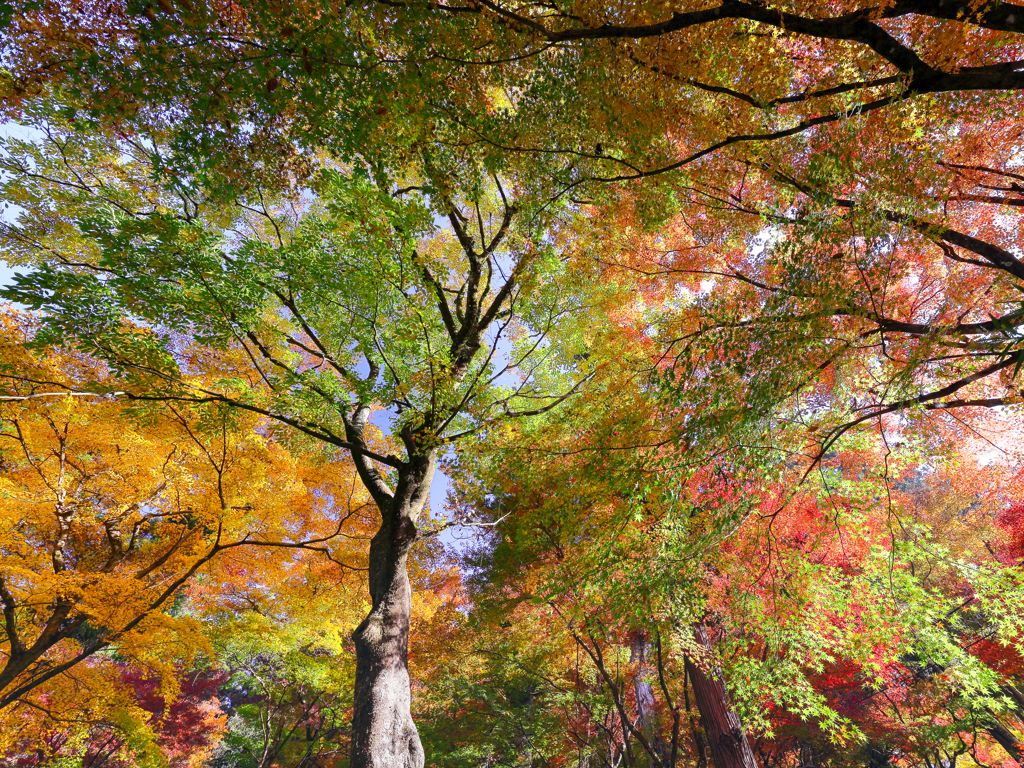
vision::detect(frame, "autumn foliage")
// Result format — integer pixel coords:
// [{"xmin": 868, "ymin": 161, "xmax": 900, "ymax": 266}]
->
[{"xmin": 2, "ymin": 0, "xmax": 1024, "ymax": 766}]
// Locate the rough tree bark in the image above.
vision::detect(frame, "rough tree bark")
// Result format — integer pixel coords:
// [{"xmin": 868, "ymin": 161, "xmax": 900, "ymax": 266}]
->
[
  {"xmin": 345, "ymin": 190, "xmax": 523, "ymax": 767},
  {"xmin": 683, "ymin": 624, "xmax": 759, "ymax": 768},
  {"xmin": 349, "ymin": 437, "xmax": 435, "ymax": 768}
]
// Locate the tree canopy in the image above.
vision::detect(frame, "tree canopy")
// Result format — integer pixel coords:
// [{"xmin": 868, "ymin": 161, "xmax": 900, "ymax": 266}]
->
[{"xmin": 2, "ymin": 1, "xmax": 1024, "ymax": 766}]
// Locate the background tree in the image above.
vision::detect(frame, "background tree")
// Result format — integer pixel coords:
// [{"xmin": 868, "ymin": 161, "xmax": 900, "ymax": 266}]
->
[
  {"xmin": 0, "ymin": 309, "xmax": 370, "ymax": 764},
  {"xmin": 437, "ymin": 345, "xmax": 1024, "ymax": 768}
]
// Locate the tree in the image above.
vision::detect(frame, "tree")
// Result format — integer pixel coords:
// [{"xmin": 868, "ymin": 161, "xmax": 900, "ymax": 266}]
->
[
  {"xmin": 0, "ymin": 309, "xmax": 368, "ymax": 761},
  {"xmin": 4, "ymin": 1, "xmax": 1024, "ymax": 764},
  {"xmin": 4, "ymin": 1, "xmax": 1022, "ymax": 445},
  {"xmin": 210, "ymin": 616, "xmax": 351, "ymax": 768},
  {"xmin": 440, "ymin": 346, "xmax": 1024, "ymax": 767},
  {"xmin": 0, "ymin": 98, "xmax": 611, "ymax": 766},
  {"xmin": 1, "ymin": 667, "xmax": 228, "ymax": 768}
]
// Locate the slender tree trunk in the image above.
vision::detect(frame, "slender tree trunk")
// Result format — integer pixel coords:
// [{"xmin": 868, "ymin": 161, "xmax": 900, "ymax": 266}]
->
[
  {"xmin": 683, "ymin": 625, "xmax": 758, "ymax": 768},
  {"xmin": 683, "ymin": 666, "xmax": 709, "ymax": 768},
  {"xmin": 349, "ymin": 452, "xmax": 433, "ymax": 768},
  {"xmin": 986, "ymin": 715, "xmax": 1024, "ymax": 766},
  {"xmin": 1003, "ymin": 684, "xmax": 1024, "ymax": 722}
]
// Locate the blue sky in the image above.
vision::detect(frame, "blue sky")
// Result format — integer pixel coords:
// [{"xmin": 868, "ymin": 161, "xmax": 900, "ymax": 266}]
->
[{"xmin": 0, "ymin": 262, "xmax": 16, "ymax": 285}]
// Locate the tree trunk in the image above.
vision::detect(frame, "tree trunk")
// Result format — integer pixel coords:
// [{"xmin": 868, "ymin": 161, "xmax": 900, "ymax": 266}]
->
[
  {"xmin": 1002, "ymin": 684, "xmax": 1024, "ymax": 723},
  {"xmin": 349, "ymin": 454, "xmax": 433, "ymax": 768},
  {"xmin": 986, "ymin": 715, "xmax": 1024, "ymax": 767},
  {"xmin": 684, "ymin": 625, "xmax": 758, "ymax": 768}
]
